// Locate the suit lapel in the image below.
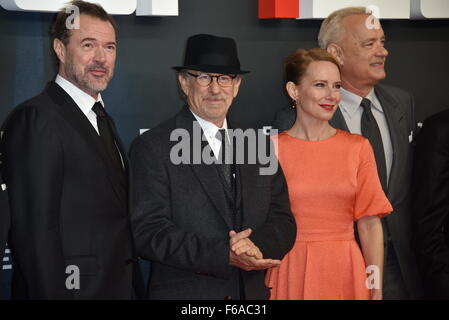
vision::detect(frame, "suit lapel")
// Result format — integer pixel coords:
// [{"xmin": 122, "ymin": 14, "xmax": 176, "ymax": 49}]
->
[
  {"xmin": 330, "ymin": 107, "xmax": 350, "ymax": 131},
  {"xmin": 374, "ymin": 85, "xmax": 406, "ymax": 199},
  {"xmin": 176, "ymin": 107, "xmax": 234, "ymax": 229},
  {"xmin": 108, "ymin": 118, "xmax": 129, "ymax": 173},
  {"xmin": 46, "ymin": 82, "xmax": 127, "ymax": 206}
]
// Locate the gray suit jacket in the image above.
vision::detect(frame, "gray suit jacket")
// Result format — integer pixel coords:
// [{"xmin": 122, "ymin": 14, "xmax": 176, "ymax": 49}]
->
[
  {"xmin": 130, "ymin": 106, "xmax": 296, "ymax": 300},
  {"xmin": 273, "ymin": 83, "xmax": 423, "ymax": 299}
]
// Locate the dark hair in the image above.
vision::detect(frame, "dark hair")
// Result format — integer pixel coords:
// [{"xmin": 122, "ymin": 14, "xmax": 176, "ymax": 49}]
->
[
  {"xmin": 285, "ymin": 48, "xmax": 341, "ymax": 84},
  {"xmin": 50, "ymin": 0, "xmax": 117, "ymax": 46}
]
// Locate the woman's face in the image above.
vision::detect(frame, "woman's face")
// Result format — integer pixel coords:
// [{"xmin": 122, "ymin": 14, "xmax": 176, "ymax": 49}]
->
[{"xmin": 287, "ymin": 60, "xmax": 342, "ymax": 123}]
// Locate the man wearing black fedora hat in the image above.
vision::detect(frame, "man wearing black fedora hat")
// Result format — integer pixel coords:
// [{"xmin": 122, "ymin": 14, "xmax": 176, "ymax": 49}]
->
[{"xmin": 129, "ymin": 34, "xmax": 296, "ymax": 300}]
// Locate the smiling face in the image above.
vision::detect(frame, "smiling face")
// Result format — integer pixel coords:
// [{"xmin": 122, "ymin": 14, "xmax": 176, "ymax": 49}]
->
[
  {"xmin": 53, "ymin": 14, "xmax": 116, "ymax": 99},
  {"xmin": 331, "ymin": 14, "xmax": 388, "ymax": 95},
  {"xmin": 287, "ymin": 60, "xmax": 342, "ymax": 123},
  {"xmin": 178, "ymin": 71, "xmax": 242, "ymax": 128}
]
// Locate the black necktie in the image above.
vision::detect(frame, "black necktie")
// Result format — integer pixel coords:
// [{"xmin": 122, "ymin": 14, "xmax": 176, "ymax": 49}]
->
[
  {"xmin": 216, "ymin": 129, "xmax": 233, "ymax": 189},
  {"xmin": 92, "ymin": 102, "xmax": 123, "ymax": 175},
  {"xmin": 360, "ymin": 98, "xmax": 387, "ymax": 191}
]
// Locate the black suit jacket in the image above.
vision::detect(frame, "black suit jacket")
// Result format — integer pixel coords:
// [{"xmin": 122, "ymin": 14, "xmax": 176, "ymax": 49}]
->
[
  {"xmin": 273, "ymin": 83, "xmax": 423, "ymax": 299},
  {"xmin": 0, "ymin": 81, "xmax": 143, "ymax": 299},
  {"xmin": 413, "ymin": 109, "xmax": 449, "ymax": 299},
  {"xmin": 0, "ymin": 174, "xmax": 9, "ymax": 286},
  {"xmin": 130, "ymin": 106, "xmax": 296, "ymax": 300}
]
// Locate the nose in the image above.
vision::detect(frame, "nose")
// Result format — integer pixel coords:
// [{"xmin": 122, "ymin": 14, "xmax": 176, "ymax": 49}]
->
[
  {"xmin": 209, "ymin": 77, "xmax": 221, "ymax": 94},
  {"xmin": 327, "ymin": 87, "xmax": 340, "ymax": 103},
  {"xmin": 94, "ymin": 46, "xmax": 106, "ymax": 63},
  {"xmin": 377, "ymin": 45, "xmax": 388, "ymax": 58}
]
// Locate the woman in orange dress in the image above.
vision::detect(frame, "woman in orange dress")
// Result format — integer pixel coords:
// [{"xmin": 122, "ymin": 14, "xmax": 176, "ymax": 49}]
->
[{"xmin": 265, "ymin": 48, "xmax": 392, "ymax": 300}]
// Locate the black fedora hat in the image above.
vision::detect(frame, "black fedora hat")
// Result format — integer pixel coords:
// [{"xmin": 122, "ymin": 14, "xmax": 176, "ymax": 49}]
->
[{"xmin": 173, "ymin": 34, "xmax": 249, "ymax": 74}]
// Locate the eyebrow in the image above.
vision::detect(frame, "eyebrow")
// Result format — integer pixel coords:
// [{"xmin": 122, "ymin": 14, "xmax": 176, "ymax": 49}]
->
[
  {"xmin": 81, "ymin": 37, "xmax": 97, "ymax": 42},
  {"xmin": 362, "ymin": 36, "xmax": 385, "ymax": 42},
  {"xmin": 313, "ymin": 80, "xmax": 342, "ymax": 84},
  {"xmin": 81, "ymin": 38, "xmax": 117, "ymax": 46}
]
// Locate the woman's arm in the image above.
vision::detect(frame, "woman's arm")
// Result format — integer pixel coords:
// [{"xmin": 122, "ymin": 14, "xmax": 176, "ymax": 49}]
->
[{"xmin": 357, "ymin": 215, "xmax": 384, "ymax": 300}]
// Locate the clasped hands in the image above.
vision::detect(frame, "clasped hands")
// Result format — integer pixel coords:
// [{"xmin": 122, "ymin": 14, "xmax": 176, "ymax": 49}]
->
[{"xmin": 228, "ymin": 228, "xmax": 281, "ymax": 271}]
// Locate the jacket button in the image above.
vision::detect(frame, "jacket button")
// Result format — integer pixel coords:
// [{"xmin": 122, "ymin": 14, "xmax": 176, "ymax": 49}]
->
[{"xmin": 224, "ymin": 296, "xmax": 233, "ymax": 300}]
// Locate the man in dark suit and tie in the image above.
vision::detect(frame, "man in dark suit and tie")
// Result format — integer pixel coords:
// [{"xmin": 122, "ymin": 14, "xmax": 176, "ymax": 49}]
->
[
  {"xmin": 273, "ymin": 7, "xmax": 423, "ymax": 299},
  {"xmin": 0, "ymin": 175, "xmax": 9, "ymax": 286},
  {"xmin": 0, "ymin": 1, "xmax": 143, "ymax": 299},
  {"xmin": 130, "ymin": 34, "xmax": 296, "ymax": 300},
  {"xmin": 413, "ymin": 109, "xmax": 449, "ymax": 299}
]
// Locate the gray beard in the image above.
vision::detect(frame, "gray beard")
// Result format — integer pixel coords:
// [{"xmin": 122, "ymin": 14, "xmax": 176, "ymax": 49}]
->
[{"xmin": 65, "ymin": 61, "xmax": 113, "ymax": 96}]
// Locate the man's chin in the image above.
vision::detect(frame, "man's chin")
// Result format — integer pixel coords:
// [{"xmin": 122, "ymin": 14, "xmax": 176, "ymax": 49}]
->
[
  {"xmin": 85, "ymin": 81, "xmax": 109, "ymax": 94},
  {"xmin": 204, "ymin": 110, "xmax": 227, "ymax": 124},
  {"xmin": 373, "ymin": 68, "xmax": 386, "ymax": 78},
  {"xmin": 370, "ymin": 72, "xmax": 386, "ymax": 84}
]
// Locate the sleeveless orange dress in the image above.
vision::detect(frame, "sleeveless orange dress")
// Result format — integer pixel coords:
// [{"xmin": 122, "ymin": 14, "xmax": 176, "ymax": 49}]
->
[{"xmin": 265, "ymin": 129, "xmax": 392, "ymax": 300}]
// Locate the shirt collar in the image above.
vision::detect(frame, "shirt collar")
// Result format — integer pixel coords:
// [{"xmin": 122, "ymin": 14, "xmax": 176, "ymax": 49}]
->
[
  {"xmin": 366, "ymin": 89, "xmax": 383, "ymax": 114},
  {"xmin": 55, "ymin": 74, "xmax": 104, "ymax": 116},
  {"xmin": 340, "ymin": 87, "xmax": 383, "ymax": 117},
  {"xmin": 189, "ymin": 109, "xmax": 228, "ymax": 140},
  {"xmin": 340, "ymin": 87, "xmax": 363, "ymax": 118}
]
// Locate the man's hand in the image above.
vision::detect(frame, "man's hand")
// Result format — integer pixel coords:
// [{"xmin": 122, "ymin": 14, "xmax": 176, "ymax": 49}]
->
[
  {"xmin": 229, "ymin": 229, "xmax": 262, "ymax": 259},
  {"xmin": 229, "ymin": 249, "xmax": 281, "ymax": 271},
  {"xmin": 228, "ymin": 229, "xmax": 281, "ymax": 271}
]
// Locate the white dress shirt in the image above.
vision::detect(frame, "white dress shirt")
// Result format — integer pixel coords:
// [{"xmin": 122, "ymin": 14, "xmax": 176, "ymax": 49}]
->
[
  {"xmin": 190, "ymin": 109, "xmax": 229, "ymax": 160},
  {"xmin": 339, "ymin": 87, "xmax": 393, "ymax": 185},
  {"xmin": 55, "ymin": 74, "xmax": 104, "ymax": 134},
  {"xmin": 55, "ymin": 75, "xmax": 124, "ymax": 168}
]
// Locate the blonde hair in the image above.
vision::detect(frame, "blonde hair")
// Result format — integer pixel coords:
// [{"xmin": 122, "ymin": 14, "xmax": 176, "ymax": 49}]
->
[
  {"xmin": 318, "ymin": 7, "xmax": 371, "ymax": 49},
  {"xmin": 285, "ymin": 48, "xmax": 341, "ymax": 84}
]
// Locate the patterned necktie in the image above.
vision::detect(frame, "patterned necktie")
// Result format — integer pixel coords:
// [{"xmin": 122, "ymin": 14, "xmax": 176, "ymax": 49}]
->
[
  {"xmin": 92, "ymin": 102, "xmax": 123, "ymax": 175},
  {"xmin": 216, "ymin": 128, "xmax": 233, "ymax": 189},
  {"xmin": 360, "ymin": 98, "xmax": 387, "ymax": 191}
]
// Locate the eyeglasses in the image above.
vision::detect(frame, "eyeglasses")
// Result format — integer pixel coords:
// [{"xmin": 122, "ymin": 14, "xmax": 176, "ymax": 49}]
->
[{"xmin": 187, "ymin": 72, "xmax": 237, "ymax": 87}]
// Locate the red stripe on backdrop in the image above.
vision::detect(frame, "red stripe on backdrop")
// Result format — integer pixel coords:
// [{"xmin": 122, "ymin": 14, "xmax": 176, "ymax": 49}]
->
[{"xmin": 258, "ymin": 0, "xmax": 299, "ymax": 19}]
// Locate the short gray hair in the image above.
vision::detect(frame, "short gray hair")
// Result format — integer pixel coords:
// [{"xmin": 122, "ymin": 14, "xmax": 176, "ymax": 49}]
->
[{"xmin": 318, "ymin": 7, "xmax": 372, "ymax": 49}]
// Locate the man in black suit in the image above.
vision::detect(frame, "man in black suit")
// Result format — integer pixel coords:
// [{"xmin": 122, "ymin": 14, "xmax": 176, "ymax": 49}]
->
[
  {"xmin": 413, "ymin": 109, "xmax": 449, "ymax": 299},
  {"xmin": 0, "ymin": 175, "xmax": 9, "ymax": 286},
  {"xmin": 273, "ymin": 7, "xmax": 422, "ymax": 299},
  {"xmin": 0, "ymin": 1, "xmax": 143, "ymax": 299},
  {"xmin": 130, "ymin": 34, "xmax": 296, "ymax": 300}
]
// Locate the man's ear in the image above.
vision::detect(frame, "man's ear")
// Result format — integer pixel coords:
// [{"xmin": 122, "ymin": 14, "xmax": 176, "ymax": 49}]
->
[
  {"xmin": 53, "ymin": 38, "xmax": 67, "ymax": 65},
  {"xmin": 178, "ymin": 73, "xmax": 190, "ymax": 97},
  {"xmin": 232, "ymin": 76, "xmax": 242, "ymax": 98},
  {"xmin": 327, "ymin": 43, "xmax": 344, "ymax": 66}
]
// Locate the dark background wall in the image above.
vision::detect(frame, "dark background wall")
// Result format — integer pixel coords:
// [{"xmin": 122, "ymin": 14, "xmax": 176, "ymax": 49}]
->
[
  {"xmin": 1, "ymin": 0, "xmax": 449, "ymax": 298},
  {"xmin": 1, "ymin": 0, "xmax": 449, "ymax": 148}
]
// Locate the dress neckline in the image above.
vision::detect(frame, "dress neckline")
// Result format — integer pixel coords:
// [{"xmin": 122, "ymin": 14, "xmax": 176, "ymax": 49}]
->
[{"xmin": 282, "ymin": 129, "xmax": 340, "ymax": 143}]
